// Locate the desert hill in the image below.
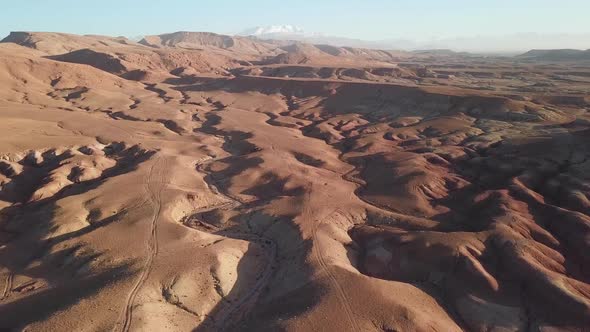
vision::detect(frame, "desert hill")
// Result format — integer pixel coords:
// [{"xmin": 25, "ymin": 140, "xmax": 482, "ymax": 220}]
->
[
  {"xmin": 1, "ymin": 31, "xmax": 246, "ymax": 80},
  {"xmin": 1, "ymin": 31, "xmax": 137, "ymax": 55},
  {"xmin": 139, "ymin": 31, "xmax": 280, "ymax": 56}
]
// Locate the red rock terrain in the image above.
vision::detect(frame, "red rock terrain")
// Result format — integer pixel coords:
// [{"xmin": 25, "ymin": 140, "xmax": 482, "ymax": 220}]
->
[{"xmin": 0, "ymin": 31, "xmax": 589, "ymax": 331}]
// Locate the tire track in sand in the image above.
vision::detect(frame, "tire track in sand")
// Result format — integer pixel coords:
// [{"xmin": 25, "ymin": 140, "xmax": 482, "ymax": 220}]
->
[
  {"xmin": 307, "ymin": 185, "xmax": 360, "ymax": 332},
  {"xmin": 117, "ymin": 156, "xmax": 166, "ymax": 332},
  {"xmin": 1, "ymin": 273, "xmax": 13, "ymax": 301}
]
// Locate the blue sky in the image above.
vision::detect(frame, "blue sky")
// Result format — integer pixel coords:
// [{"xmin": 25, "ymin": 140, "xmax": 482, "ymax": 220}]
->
[{"xmin": 1, "ymin": 0, "xmax": 589, "ymax": 40}]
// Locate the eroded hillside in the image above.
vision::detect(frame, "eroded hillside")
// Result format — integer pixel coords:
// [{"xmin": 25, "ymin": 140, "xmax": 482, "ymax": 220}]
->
[{"xmin": 0, "ymin": 32, "xmax": 589, "ymax": 331}]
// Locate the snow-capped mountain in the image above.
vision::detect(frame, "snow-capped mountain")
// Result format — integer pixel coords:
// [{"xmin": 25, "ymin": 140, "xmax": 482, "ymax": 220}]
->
[
  {"xmin": 239, "ymin": 25, "xmax": 305, "ymax": 37},
  {"xmin": 236, "ymin": 26, "xmax": 590, "ymax": 53}
]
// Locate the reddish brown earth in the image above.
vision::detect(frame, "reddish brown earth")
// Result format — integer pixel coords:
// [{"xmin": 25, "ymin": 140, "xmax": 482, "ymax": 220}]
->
[{"xmin": 0, "ymin": 31, "xmax": 589, "ymax": 331}]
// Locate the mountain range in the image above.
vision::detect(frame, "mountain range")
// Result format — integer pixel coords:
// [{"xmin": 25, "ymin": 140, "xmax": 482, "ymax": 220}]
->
[{"xmin": 237, "ymin": 25, "xmax": 590, "ymax": 54}]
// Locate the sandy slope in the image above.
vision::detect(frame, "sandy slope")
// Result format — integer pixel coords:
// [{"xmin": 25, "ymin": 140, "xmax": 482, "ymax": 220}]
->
[{"xmin": 0, "ymin": 31, "xmax": 589, "ymax": 331}]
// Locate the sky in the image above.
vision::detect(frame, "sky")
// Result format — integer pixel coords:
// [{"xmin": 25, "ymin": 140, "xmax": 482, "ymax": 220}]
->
[{"xmin": 1, "ymin": 0, "xmax": 589, "ymax": 44}]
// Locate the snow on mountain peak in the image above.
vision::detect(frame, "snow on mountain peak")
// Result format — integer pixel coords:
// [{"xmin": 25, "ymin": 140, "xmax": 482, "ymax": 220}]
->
[{"xmin": 239, "ymin": 25, "xmax": 305, "ymax": 36}]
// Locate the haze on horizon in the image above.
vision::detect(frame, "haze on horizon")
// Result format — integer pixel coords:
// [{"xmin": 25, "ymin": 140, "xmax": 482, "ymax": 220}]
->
[{"xmin": 1, "ymin": 1, "xmax": 590, "ymax": 52}]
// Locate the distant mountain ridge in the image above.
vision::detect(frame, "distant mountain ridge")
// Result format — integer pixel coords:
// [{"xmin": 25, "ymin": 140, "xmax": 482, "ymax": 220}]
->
[
  {"xmin": 237, "ymin": 26, "xmax": 590, "ymax": 54},
  {"xmin": 518, "ymin": 49, "xmax": 590, "ymax": 61},
  {"xmin": 135, "ymin": 31, "xmax": 411, "ymax": 65},
  {"xmin": 238, "ymin": 25, "xmax": 410, "ymax": 50},
  {"xmin": 3, "ymin": 31, "xmax": 589, "ymax": 64}
]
